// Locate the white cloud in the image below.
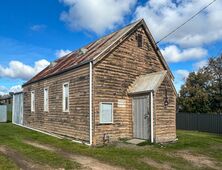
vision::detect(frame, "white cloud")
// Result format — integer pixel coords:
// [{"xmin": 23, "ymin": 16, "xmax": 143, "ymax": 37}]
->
[
  {"xmin": 9, "ymin": 85, "xmax": 22, "ymax": 93},
  {"xmin": 134, "ymin": 0, "xmax": 222, "ymax": 47},
  {"xmin": 175, "ymin": 69, "xmax": 190, "ymax": 80},
  {"xmin": 34, "ymin": 60, "xmax": 50, "ymax": 73},
  {"xmin": 193, "ymin": 59, "xmax": 208, "ymax": 70},
  {"xmin": 0, "ymin": 92, "xmax": 5, "ymax": 96},
  {"xmin": 0, "ymin": 59, "xmax": 49, "ymax": 80},
  {"xmin": 60, "ymin": 0, "xmax": 136, "ymax": 34},
  {"xmin": 0, "ymin": 86, "xmax": 8, "ymax": 95},
  {"xmin": 161, "ymin": 45, "xmax": 207, "ymax": 63},
  {"xmin": 30, "ymin": 24, "xmax": 47, "ymax": 32},
  {"xmin": 0, "ymin": 85, "xmax": 22, "ymax": 95},
  {"xmin": 55, "ymin": 49, "xmax": 72, "ymax": 58}
]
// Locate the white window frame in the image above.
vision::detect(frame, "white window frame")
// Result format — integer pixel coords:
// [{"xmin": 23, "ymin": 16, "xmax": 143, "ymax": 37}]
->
[
  {"xmin": 44, "ymin": 87, "xmax": 49, "ymax": 112},
  {"xmin": 99, "ymin": 102, "xmax": 113, "ymax": 124},
  {"xmin": 63, "ymin": 82, "xmax": 69, "ymax": 112},
  {"xmin": 31, "ymin": 91, "xmax": 35, "ymax": 112}
]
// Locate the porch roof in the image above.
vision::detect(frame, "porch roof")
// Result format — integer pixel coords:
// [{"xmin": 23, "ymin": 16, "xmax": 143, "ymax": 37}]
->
[{"xmin": 128, "ymin": 70, "xmax": 167, "ymax": 94}]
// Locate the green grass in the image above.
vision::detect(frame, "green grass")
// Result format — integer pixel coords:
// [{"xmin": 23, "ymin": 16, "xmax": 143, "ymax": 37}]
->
[
  {"xmin": 167, "ymin": 130, "xmax": 222, "ymax": 163},
  {"xmin": 0, "ymin": 153, "xmax": 18, "ymax": 170},
  {"xmin": 0, "ymin": 123, "xmax": 81, "ymax": 169},
  {"xmin": 0, "ymin": 123, "xmax": 222, "ymax": 170}
]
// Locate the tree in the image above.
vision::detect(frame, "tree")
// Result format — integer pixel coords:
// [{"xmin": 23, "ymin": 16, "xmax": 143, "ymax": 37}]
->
[
  {"xmin": 203, "ymin": 55, "xmax": 222, "ymax": 113},
  {"xmin": 178, "ymin": 55, "xmax": 222, "ymax": 113}
]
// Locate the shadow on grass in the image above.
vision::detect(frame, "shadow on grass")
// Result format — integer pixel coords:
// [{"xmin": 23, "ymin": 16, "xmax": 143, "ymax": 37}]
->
[
  {"xmin": 7, "ymin": 111, "xmax": 12, "ymax": 123},
  {"xmin": 137, "ymin": 141, "xmax": 153, "ymax": 146}
]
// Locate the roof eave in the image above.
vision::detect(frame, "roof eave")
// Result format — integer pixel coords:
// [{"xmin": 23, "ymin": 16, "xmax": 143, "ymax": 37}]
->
[{"xmin": 23, "ymin": 60, "xmax": 92, "ymax": 87}]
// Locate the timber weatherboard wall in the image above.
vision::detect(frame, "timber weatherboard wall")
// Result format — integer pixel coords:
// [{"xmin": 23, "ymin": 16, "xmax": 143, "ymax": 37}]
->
[
  {"xmin": 154, "ymin": 76, "xmax": 176, "ymax": 143},
  {"xmin": 23, "ymin": 64, "xmax": 90, "ymax": 142},
  {"xmin": 93, "ymin": 26, "xmax": 175, "ymax": 144}
]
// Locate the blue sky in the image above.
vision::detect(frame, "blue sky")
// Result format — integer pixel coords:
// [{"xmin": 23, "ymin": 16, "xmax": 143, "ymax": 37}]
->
[{"xmin": 0, "ymin": 0, "xmax": 222, "ymax": 94}]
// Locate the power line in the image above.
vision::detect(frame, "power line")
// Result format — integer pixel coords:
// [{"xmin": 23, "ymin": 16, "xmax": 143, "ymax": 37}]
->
[{"xmin": 156, "ymin": 0, "xmax": 217, "ymax": 44}]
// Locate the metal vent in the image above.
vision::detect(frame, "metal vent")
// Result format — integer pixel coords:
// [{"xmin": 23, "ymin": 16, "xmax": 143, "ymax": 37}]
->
[
  {"xmin": 137, "ymin": 34, "xmax": 143, "ymax": 48},
  {"xmin": 79, "ymin": 48, "xmax": 88, "ymax": 55}
]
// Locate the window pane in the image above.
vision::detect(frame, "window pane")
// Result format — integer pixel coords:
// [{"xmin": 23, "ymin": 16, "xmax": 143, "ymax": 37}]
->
[
  {"xmin": 100, "ymin": 103, "xmax": 112, "ymax": 123},
  {"xmin": 65, "ymin": 97, "xmax": 68, "ymax": 110},
  {"xmin": 31, "ymin": 92, "xmax": 35, "ymax": 112},
  {"xmin": 44, "ymin": 88, "xmax": 48, "ymax": 111},
  {"xmin": 63, "ymin": 83, "xmax": 69, "ymax": 111},
  {"xmin": 64, "ymin": 84, "xmax": 69, "ymax": 97}
]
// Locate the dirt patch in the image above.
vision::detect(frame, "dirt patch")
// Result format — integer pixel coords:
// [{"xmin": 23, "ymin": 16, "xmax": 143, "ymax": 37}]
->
[
  {"xmin": 24, "ymin": 140, "xmax": 124, "ymax": 170},
  {"xmin": 25, "ymin": 140, "xmax": 55, "ymax": 152},
  {"xmin": 176, "ymin": 150, "xmax": 220, "ymax": 170},
  {"xmin": 141, "ymin": 158, "xmax": 173, "ymax": 170},
  {"xmin": 0, "ymin": 146, "xmax": 55, "ymax": 170}
]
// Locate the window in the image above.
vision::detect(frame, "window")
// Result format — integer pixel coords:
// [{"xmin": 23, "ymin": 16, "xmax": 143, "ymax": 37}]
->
[
  {"xmin": 100, "ymin": 103, "xmax": 113, "ymax": 124},
  {"xmin": 63, "ymin": 83, "xmax": 69, "ymax": 112},
  {"xmin": 137, "ymin": 34, "xmax": 143, "ymax": 48},
  {"xmin": 44, "ymin": 88, "xmax": 49, "ymax": 111},
  {"xmin": 31, "ymin": 91, "xmax": 35, "ymax": 112}
]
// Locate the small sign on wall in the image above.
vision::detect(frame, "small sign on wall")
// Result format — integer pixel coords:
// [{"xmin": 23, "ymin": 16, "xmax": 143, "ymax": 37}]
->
[{"xmin": 118, "ymin": 99, "xmax": 126, "ymax": 108}]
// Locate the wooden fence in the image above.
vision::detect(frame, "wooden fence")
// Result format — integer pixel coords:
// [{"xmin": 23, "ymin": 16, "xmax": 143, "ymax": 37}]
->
[{"xmin": 177, "ymin": 113, "xmax": 222, "ymax": 134}]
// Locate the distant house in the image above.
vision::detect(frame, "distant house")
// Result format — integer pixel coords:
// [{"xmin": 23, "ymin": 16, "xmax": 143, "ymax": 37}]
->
[
  {"xmin": 0, "ymin": 94, "xmax": 13, "ymax": 105},
  {"xmin": 21, "ymin": 19, "xmax": 176, "ymax": 145},
  {"xmin": 0, "ymin": 93, "xmax": 13, "ymax": 115}
]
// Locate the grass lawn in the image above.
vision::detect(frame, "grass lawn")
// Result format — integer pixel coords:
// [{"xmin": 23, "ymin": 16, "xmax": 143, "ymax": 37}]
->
[{"xmin": 0, "ymin": 123, "xmax": 222, "ymax": 169}]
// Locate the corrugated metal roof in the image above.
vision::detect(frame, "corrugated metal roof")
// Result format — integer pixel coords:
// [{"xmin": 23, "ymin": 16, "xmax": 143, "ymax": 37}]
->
[
  {"xmin": 24, "ymin": 20, "xmax": 140, "ymax": 86},
  {"xmin": 128, "ymin": 71, "xmax": 167, "ymax": 94},
  {"xmin": 0, "ymin": 95, "xmax": 12, "ymax": 100},
  {"xmin": 23, "ymin": 19, "xmax": 173, "ymax": 86}
]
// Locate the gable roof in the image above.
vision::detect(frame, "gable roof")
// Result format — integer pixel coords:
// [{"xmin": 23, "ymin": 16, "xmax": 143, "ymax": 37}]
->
[{"xmin": 23, "ymin": 19, "xmax": 173, "ymax": 86}]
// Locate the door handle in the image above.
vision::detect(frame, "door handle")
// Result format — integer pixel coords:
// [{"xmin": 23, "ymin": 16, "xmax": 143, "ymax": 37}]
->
[{"xmin": 144, "ymin": 114, "xmax": 149, "ymax": 119}]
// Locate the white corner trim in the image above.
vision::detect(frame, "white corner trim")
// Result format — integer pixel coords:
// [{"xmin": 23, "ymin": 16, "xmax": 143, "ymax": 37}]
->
[
  {"xmin": 89, "ymin": 62, "xmax": 93, "ymax": 145},
  {"xmin": 150, "ymin": 91, "xmax": 154, "ymax": 143}
]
